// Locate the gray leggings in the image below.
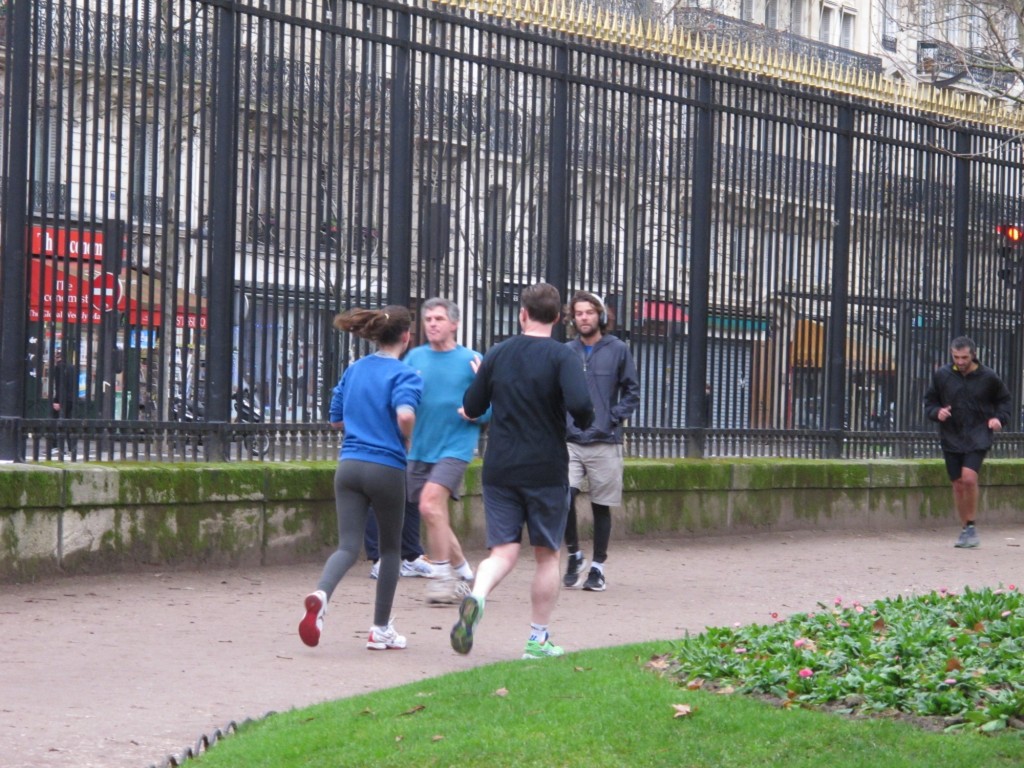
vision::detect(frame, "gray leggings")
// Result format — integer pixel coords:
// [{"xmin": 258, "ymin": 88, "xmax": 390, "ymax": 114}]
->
[{"xmin": 316, "ymin": 460, "xmax": 406, "ymax": 627}]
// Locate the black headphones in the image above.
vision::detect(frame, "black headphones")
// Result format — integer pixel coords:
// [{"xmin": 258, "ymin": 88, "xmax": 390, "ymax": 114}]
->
[{"xmin": 569, "ymin": 293, "xmax": 608, "ymax": 329}]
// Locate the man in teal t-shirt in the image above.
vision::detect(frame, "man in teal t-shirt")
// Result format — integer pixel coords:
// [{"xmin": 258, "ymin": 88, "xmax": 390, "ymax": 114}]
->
[{"xmin": 404, "ymin": 298, "xmax": 488, "ymax": 604}]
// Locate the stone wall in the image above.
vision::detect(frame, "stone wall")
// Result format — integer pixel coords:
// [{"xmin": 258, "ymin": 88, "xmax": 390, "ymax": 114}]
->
[{"xmin": 1, "ymin": 459, "xmax": 1021, "ymax": 582}]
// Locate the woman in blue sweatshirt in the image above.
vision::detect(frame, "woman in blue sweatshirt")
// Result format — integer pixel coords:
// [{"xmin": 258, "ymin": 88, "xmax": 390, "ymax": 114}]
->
[{"xmin": 300, "ymin": 306, "xmax": 422, "ymax": 650}]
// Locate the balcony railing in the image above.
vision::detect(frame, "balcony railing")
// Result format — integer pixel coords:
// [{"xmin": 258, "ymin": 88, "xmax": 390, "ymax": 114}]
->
[
  {"xmin": 674, "ymin": 9, "xmax": 884, "ymax": 74},
  {"xmin": 916, "ymin": 40, "xmax": 1016, "ymax": 90}
]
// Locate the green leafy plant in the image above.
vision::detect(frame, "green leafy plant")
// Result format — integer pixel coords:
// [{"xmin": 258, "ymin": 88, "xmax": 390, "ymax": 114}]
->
[{"xmin": 666, "ymin": 585, "xmax": 1024, "ymax": 732}]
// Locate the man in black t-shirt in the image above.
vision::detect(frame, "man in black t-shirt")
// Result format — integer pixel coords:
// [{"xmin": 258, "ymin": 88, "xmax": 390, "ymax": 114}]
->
[{"xmin": 450, "ymin": 282, "xmax": 594, "ymax": 660}]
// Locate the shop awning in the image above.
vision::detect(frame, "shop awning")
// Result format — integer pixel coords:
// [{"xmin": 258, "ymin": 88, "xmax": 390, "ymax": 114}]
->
[
  {"xmin": 636, "ymin": 300, "xmax": 687, "ymax": 323},
  {"xmin": 790, "ymin": 319, "xmax": 895, "ymax": 373}
]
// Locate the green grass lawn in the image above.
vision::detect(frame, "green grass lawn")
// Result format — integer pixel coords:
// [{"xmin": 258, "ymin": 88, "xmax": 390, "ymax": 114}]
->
[{"xmin": 193, "ymin": 589, "xmax": 1024, "ymax": 768}]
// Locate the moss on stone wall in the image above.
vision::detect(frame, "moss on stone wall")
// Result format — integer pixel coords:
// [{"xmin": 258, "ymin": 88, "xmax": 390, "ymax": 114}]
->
[{"xmin": 1, "ymin": 458, "xmax": 1022, "ymax": 581}]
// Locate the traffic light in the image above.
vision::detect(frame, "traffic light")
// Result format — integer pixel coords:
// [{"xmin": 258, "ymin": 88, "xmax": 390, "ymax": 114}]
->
[
  {"xmin": 997, "ymin": 224, "xmax": 1024, "ymax": 244},
  {"xmin": 998, "ymin": 224, "xmax": 1024, "ymax": 288}
]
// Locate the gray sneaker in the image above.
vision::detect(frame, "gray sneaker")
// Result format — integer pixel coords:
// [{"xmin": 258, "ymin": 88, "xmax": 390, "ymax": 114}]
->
[
  {"xmin": 954, "ymin": 526, "xmax": 980, "ymax": 548},
  {"xmin": 427, "ymin": 576, "xmax": 472, "ymax": 605}
]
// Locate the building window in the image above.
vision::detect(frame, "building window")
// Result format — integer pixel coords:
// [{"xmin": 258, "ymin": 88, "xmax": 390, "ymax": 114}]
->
[
  {"xmin": 789, "ymin": 0, "xmax": 803, "ymax": 34},
  {"xmin": 740, "ymin": 0, "xmax": 755, "ymax": 22},
  {"xmin": 881, "ymin": 0, "xmax": 897, "ymax": 51},
  {"xmin": 765, "ymin": 0, "xmax": 778, "ymax": 29},
  {"xmin": 818, "ymin": 5, "xmax": 834, "ymax": 44},
  {"xmin": 839, "ymin": 11, "xmax": 855, "ymax": 49}
]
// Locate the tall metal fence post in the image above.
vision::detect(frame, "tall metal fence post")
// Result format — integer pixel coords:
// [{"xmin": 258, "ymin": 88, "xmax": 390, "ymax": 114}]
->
[
  {"xmin": 685, "ymin": 77, "xmax": 714, "ymax": 458},
  {"xmin": 388, "ymin": 10, "xmax": 414, "ymax": 306},
  {"xmin": 826, "ymin": 105, "xmax": 854, "ymax": 457},
  {"xmin": 205, "ymin": 2, "xmax": 240, "ymax": 461},
  {"xmin": 98, "ymin": 219, "xmax": 125, "ymax": 449},
  {"xmin": 951, "ymin": 130, "xmax": 971, "ymax": 339},
  {"xmin": 0, "ymin": 0, "xmax": 33, "ymax": 462},
  {"xmin": 546, "ymin": 45, "xmax": 570, "ymax": 330}
]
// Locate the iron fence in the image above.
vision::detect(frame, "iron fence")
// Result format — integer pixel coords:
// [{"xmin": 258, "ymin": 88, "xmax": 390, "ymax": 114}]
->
[{"xmin": 2, "ymin": 0, "xmax": 1024, "ymax": 463}]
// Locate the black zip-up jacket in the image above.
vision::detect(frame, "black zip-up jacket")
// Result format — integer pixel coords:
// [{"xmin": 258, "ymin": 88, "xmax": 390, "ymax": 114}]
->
[
  {"xmin": 923, "ymin": 362, "xmax": 1011, "ymax": 453},
  {"xmin": 564, "ymin": 334, "xmax": 640, "ymax": 445}
]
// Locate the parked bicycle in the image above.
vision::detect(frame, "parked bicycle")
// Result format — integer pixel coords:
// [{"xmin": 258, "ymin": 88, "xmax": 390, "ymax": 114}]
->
[{"xmin": 171, "ymin": 390, "xmax": 270, "ymax": 457}]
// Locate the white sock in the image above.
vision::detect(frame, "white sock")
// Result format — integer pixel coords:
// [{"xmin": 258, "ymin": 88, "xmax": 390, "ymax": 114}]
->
[
  {"xmin": 528, "ymin": 623, "xmax": 548, "ymax": 643},
  {"xmin": 433, "ymin": 562, "xmax": 453, "ymax": 580},
  {"xmin": 454, "ymin": 560, "xmax": 474, "ymax": 580},
  {"xmin": 592, "ymin": 562, "xmax": 605, "ymax": 574}
]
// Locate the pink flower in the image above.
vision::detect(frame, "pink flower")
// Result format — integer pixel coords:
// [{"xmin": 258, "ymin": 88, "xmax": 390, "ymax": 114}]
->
[
  {"xmin": 838, "ymin": 621, "xmax": 850, "ymax": 628},
  {"xmin": 770, "ymin": 612, "xmax": 779, "ymax": 620},
  {"xmin": 798, "ymin": 668, "xmax": 814, "ymax": 678},
  {"xmin": 944, "ymin": 678, "xmax": 956, "ymax": 685},
  {"xmin": 1002, "ymin": 610, "xmax": 1012, "ymax": 618},
  {"xmin": 834, "ymin": 596, "xmax": 843, "ymax": 606},
  {"xmin": 854, "ymin": 605, "xmax": 865, "ymax": 613},
  {"xmin": 793, "ymin": 638, "xmax": 807, "ymax": 648},
  {"xmin": 734, "ymin": 647, "xmax": 747, "ymax": 654},
  {"xmin": 1010, "ymin": 584, "xmax": 1017, "ymax": 591}
]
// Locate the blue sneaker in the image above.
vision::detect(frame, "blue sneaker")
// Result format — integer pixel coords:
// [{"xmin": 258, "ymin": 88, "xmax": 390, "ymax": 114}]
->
[{"xmin": 450, "ymin": 595, "xmax": 483, "ymax": 655}]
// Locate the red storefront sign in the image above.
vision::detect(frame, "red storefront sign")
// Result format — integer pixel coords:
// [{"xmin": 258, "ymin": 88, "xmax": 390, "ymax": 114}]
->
[
  {"xmin": 30, "ymin": 225, "xmax": 105, "ymax": 261},
  {"xmin": 28, "ymin": 259, "xmax": 208, "ymax": 328},
  {"xmin": 26, "ymin": 224, "xmax": 207, "ymax": 328}
]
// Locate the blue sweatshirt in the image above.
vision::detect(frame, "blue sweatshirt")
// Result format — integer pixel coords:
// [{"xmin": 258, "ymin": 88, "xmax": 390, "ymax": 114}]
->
[{"xmin": 330, "ymin": 354, "xmax": 423, "ymax": 469}]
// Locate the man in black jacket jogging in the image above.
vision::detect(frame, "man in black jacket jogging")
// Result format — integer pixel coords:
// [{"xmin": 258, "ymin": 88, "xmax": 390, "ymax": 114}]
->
[{"xmin": 923, "ymin": 336, "xmax": 1011, "ymax": 549}]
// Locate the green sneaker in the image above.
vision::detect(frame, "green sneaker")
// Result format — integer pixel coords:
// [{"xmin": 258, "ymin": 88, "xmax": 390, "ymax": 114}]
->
[
  {"xmin": 450, "ymin": 595, "xmax": 484, "ymax": 655},
  {"xmin": 522, "ymin": 638, "xmax": 565, "ymax": 659}
]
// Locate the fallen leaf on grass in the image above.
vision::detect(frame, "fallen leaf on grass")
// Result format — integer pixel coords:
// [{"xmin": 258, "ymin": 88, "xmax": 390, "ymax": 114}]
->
[
  {"xmin": 432, "ymin": 735, "xmax": 444, "ymax": 742},
  {"xmin": 400, "ymin": 705, "xmax": 426, "ymax": 716},
  {"xmin": 716, "ymin": 686, "xmax": 735, "ymax": 695},
  {"xmin": 946, "ymin": 658, "xmax": 964, "ymax": 673},
  {"xmin": 646, "ymin": 654, "xmax": 672, "ymax": 671},
  {"xmin": 495, "ymin": 688, "xmax": 509, "ymax": 697},
  {"xmin": 686, "ymin": 678, "xmax": 705, "ymax": 690},
  {"xmin": 672, "ymin": 704, "xmax": 695, "ymax": 718}
]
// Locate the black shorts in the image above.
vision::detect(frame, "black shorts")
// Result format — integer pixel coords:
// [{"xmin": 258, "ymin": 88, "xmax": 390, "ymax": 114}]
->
[
  {"xmin": 481, "ymin": 484, "xmax": 570, "ymax": 551},
  {"xmin": 943, "ymin": 450, "xmax": 987, "ymax": 482}
]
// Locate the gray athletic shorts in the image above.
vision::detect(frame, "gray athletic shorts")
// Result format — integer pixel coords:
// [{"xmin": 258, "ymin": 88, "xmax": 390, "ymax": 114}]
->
[
  {"xmin": 406, "ymin": 458, "xmax": 469, "ymax": 504},
  {"xmin": 567, "ymin": 442, "xmax": 624, "ymax": 506},
  {"xmin": 482, "ymin": 483, "xmax": 570, "ymax": 551}
]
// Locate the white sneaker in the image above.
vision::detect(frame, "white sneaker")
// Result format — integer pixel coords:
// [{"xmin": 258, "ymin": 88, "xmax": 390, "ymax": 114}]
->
[
  {"xmin": 426, "ymin": 576, "xmax": 472, "ymax": 605},
  {"xmin": 400, "ymin": 556, "xmax": 436, "ymax": 578},
  {"xmin": 367, "ymin": 620, "xmax": 407, "ymax": 650},
  {"xmin": 369, "ymin": 560, "xmax": 379, "ymax": 580},
  {"xmin": 298, "ymin": 590, "xmax": 327, "ymax": 647}
]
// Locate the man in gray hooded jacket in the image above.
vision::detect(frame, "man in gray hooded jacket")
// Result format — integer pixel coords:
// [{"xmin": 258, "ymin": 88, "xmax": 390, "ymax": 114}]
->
[{"xmin": 562, "ymin": 291, "xmax": 641, "ymax": 591}]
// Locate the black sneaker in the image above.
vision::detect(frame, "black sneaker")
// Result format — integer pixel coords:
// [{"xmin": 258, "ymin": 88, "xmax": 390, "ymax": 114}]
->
[
  {"xmin": 582, "ymin": 566, "xmax": 606, "ymax": 592},
  {"xmin": 563, "ymin": 553, "xmax": 587, "ymax": 588}
]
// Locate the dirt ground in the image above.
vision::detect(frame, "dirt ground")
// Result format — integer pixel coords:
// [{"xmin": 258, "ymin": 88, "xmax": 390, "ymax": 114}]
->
[{"xmin": 2, "ymin": 523, "xmax": 1022, "ymax": 768}]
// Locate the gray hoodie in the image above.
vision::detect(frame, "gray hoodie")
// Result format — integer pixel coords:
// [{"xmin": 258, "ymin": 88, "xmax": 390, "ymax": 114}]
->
[{"xmin": 564, "ymin": 333, "xmax": 640, "ymax": 445}]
